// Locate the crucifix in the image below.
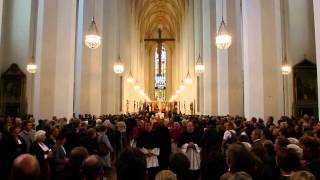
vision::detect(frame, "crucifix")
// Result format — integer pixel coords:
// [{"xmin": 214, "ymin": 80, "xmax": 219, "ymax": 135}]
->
[{"xmin": 145, "ymin": 28, "xmax": 175, "ymax": 75}]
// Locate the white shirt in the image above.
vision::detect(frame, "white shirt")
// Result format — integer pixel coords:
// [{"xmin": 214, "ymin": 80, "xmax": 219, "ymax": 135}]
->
[
  {"xmin": 181, "ymin": 143, "xmax": 201, "ymax": 170},
  {"xmin": 140, "ymin": 147, "xmax": 160, "ymax": 168},
  {"xmin": 223, "ymin": 130, "xmax": 236, "ymax": 141},
  {"xmin": 38, "ymin": 142, "xmax": 50, "ymax": 159}
]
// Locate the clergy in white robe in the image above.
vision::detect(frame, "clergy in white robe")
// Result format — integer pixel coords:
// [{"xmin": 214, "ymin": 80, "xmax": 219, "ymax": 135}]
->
[
  {"xmin": 178, "ymin": 121, "xmax": 201, "ymax": 180},
  {"xmin": 137, "ymin": 121, "xmax": 160, "ymax": 180}
]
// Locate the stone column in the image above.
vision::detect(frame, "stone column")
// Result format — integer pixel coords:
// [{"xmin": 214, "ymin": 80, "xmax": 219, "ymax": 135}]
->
[
  {"xmin": 314, "ymin": 0, "xmax": 320, "ymax": 116},
  {"xmin": 242, "ymin": 0, "xmax": 264, "ymax": 119},
  {"xmin": 0, "ymin": 0, "xmax": 3, "ymax": 39},
  {"xmin": 202, "ymin": 0, "xmax": 217, "ymax": 115},
  {"xmin": 216, "ymin": 0, "xmax": 229, "ymax": 115},
  {"xmin": 33, "ymin": 0, "xmax": 77, "ymax": 119},
  {"xmin": 53, "ymin": 0, "xmax": 77, "ymax": 118},
  {"xmin": 101, "ymin": 0, "xmax": 121, "ymax": 114},
  {"xmin": 0, "ymin": 0, "xmax": 3, "ymax": 73}
]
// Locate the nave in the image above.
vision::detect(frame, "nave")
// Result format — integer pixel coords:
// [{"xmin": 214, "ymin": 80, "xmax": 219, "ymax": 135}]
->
[{"xmin": 0, "ymin": 0, "xmax": 320, "ymax": 179}]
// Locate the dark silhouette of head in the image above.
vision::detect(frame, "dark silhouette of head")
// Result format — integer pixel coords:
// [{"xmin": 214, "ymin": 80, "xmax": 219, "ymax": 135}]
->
[
  {"xmin": 81, "ymin": 155, "xmax": 104, "ymax": 180},
  {"xmin": 169, "ymin": 153, "xmax": 190, "ymax": 179},
  {"xmin": 11, "ymin": 154, "xmax": 40, "ymax": 180},
  {"xmin": 70, "ymin": 146, "xmax": 89, "ymax": 171},
  {"xmin": 117, "ymin": 148, "xmax": 146, "ymax": 180},
  {"xmin": 226, "ymin": 143, "xmax": 256, "ymax": 176},
  {"xmin": 276, "ymin": 147, "xmax": 301, "ymax": 174}
]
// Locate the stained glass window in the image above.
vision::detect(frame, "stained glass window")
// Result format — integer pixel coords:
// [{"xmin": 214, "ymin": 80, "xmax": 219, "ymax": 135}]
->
[{"xmin": 155, "ymin": 46, "xmax": 166, "ymax": 101}]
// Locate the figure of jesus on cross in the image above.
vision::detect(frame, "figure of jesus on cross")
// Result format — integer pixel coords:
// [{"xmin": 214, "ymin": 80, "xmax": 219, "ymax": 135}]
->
[{"xmin": 144, "ymin": 28, "xmax": 175, "ymax": 75}]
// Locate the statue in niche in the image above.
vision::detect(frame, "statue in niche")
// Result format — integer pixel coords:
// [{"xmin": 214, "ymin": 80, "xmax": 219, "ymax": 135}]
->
[
  {"xmin": 190, "ymin": 102, "xmax": 194, "ymax": 115},
  {"xmin": 126, "ymin": 100, "xmax": 129, "ymax": 113},
  {"xmin": 293, "ymin": 59, "xmax": 318, "ymax": 117},
  {"xmin": 0, "ymin": 64, "xmax": 26, "ymax": 116}
]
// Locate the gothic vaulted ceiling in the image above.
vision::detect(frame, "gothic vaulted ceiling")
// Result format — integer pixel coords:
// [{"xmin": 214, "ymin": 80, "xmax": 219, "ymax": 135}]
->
[{"xmin": 133, "ymin": 0, "xmax": 187, "ymax": 39}]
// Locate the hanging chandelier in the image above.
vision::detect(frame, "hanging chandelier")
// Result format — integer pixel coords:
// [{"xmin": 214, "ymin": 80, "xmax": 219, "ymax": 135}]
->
[
  {"xmin": 138, "ymin": 89, "xmax": 144, "ymax": 95},
  {"xmin": 27, "ymin": 9, "xmax": 37, "ymax": 74},
  {"xmin": 127, "ymin": 57, "xmax": 134, "ymax": 83},
  {"xmin": 281, "ymin": 62, "xmax": 292, "ymax": 75},
  {"xmin": 185, "ymin": 27, "xmax": 192, "ymax": 85},
  {"xmin": 179, "ymin": 84, "xmax": 186, "ymax": 91},
  {"xmin": 280, "ymin": 0, "xmax": 291, "ymax": 76},
  {"xmin": 184, "ymin": 72, "xmax": 192, "ymax": 84},
  {"xmin": 195, "ymin": 55, "xmax": 205, "ymax": 74},
  {"xmin": 27, "ymin": 61, "xmax": 37, "ymax": 74},
  {"xmin": 127, "ymin": 70, "xmax": 134, "ymax": 84},
  {"xmin": 113, "ymin": 56, "xmax": 124, "ymax": 74},
  {"xmin": 134, "ymin": 84, "xmax": 140, "ymax": 91},
  {"xmin": 113, "ymin": 0, "xmax": 125, "ymax": 75},
  {"xmin": 195, "ymin": 1, "xmax": 205, "ymax": 74},
  {"xmin": 85, "ymin": 16, "xmax": 101, "ymax": 49},
  {"xmin": 216, "ymin": 0, "xmax": 232, "ymax": 49}
]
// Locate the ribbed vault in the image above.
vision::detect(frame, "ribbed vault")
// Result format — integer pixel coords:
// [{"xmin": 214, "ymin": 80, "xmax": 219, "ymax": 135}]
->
[{"xmin": 133, "ymin": 0, "xmax": 186, "ymax": 39}]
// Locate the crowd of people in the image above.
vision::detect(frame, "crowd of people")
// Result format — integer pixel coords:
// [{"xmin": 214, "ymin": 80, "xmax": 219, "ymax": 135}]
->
[{"xmin": 0, "ymin": 112, "xmax": 320, "ymax": 180}]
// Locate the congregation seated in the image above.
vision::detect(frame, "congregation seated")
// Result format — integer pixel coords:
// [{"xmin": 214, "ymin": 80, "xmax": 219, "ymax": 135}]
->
[{"xmin": 0, "ymin": 113, "xmax": 319, "ymax": 180}]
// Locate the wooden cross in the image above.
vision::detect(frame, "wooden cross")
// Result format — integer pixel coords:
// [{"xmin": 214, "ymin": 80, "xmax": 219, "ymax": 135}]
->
[{"xmin": 144, "ymin": 29, "xmax": 175, "ymax": 75}]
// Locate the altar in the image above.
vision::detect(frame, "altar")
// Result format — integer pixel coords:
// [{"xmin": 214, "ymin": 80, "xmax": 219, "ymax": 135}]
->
[
  {"xmin": 148, "ymin": 101, "xmax": 175, "ymax": 112},
  {"xmin": 125, "ymin": 99, "xmax": 196, "ymax": 115}
]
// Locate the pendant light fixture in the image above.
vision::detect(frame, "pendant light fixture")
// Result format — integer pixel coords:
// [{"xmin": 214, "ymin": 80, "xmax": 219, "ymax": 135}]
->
[
  {"xmin": 184, "ymin": 31, "xmax": 192, "ymax": 84},
  {"xmin": 195, "ymin": 55, "xmax": 204, "ymax": 74},
  {"xmin": 184, "ymin": 69, "xmax": 192, "ymax": 84},
  {"xmin": 195, "ymin": 0, "xmax": 204, "ymax": 74},
  {"xmin": 127, "ymin": 68, "xmax": 134, "ymax": 84},
  {"xmin": 127, "ymin": 40, "xmax": 138, "ymax": 83},
  {"xmin": 184, "ymin": 8, "xmax": 192, "ymax": 85},
  {"xmin": 127, "ymin": 54, "xmax": 134, "ymax": 83},
  {"xmin": 281, "ymin": 0, "xmax": 291, "ymax": 75},
  {"xmin": 179, "ymin": 83, "xmax": 186, "ymax": 91},
  {"xmin": 134, "ymin": 82, "xmax": 140, "ymax": 91},
  {"xmin": 27, "ymin": 1, "xmax": 38, "ymax": 74},
  {"xmin": 85, "ymin": 0, "xmax": 101, "ymax": 49},
  {"xmin": 216, "ymin": 0, "xmax": 232, "ymax": 49},
  {"xmin": 113, "ymin": 0, "xmax": 124, "ymax": 74}
]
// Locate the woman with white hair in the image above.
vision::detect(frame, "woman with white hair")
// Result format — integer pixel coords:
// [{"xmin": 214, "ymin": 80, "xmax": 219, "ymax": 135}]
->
[
  {"xmin": 116, "ymin": 121, "xmax": 128, "ymax": 155},
  {"xmin": 30, "ymin": 130, "xmax": 52, "ymax": 180}
]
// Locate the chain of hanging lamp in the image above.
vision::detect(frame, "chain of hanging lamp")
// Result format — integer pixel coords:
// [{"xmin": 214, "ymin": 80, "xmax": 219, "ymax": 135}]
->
[
  {"xmin": 216, "ymin": 0, "xmax": 232, "ymax": 49},
  {"xmin": 113, "ymin": 0, "xmax": 124, "ymax": 74},
  {"xmin": 27, "ymin": 1, "xmax": 38, "ymax": 74},
  {"xmin": 195, "ymin": 0, "xmax": 205, "ymax": 74},
  {"xmin": 280, "ymin": 0, "xmax": 291, "ymax": 75},
  {"xmin": 85, "ymin": 0, "xmax": 102, "ymax": 49}
]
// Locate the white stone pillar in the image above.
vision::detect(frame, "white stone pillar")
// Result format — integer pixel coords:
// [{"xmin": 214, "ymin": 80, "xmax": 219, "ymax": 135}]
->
[
  {"xmin": 0, "ymin": 0, "xmax": 3, "ymax": 36},
  {"xmin": 314, "ymin": 0, "xmax": 320, "ymax": 116},
  {"xmin": 53, "ymin": 0, "xmax": 77, "ymax": 118},
  {"xmin": 88, "ymin": 0, "xmax": 102, "ymax": 115},
  {"xmin": 0, "ymin": 0, "xmax": 4, "ymax": 73},
  {"xmin": 242, "ymin": 0, "xmax": 264, "ymax": 119},
  {"xmin": 74, "ymin": 0, "xmax": 85, "ymax": 116},
  {"xmin": 101, "ymin": 0, "xmax": 120, "ymax": 114},
  {"xmin": 216, "ymin": 0, "xmax": 229, "ymax": 115},
  {"xmin": 202, "ymin": 0, "xmax": 216, "ymax": 115},
  {"xmin": 33, "ymin": 0, "xmax": 77, "ymax": 119}
]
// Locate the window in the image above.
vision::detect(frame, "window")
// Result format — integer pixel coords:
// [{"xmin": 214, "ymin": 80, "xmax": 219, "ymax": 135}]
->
[{"xmin": 154, "ymin": 46, "xmax": 166, "ymax": 101}]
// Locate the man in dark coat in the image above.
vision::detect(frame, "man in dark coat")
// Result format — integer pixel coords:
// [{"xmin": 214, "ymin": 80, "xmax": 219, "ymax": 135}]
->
[{"xmin": 155, "ymin": 119, "xmax": 171, "ymax": 170}]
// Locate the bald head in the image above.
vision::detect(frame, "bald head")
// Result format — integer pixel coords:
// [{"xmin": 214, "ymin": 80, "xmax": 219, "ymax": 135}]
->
[
  {"xmin": 82, "ymin": 155, "xmax": 103, "ymax": 180},
  {"xmin": 11, "ymin": 154, "xmax": 40, "ymax": 180}
]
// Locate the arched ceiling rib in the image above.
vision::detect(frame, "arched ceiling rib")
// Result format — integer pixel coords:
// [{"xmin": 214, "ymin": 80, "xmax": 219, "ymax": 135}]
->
[{"xmin": 133, "ymin": 0, "xmax": 186, "ymax": 39}]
